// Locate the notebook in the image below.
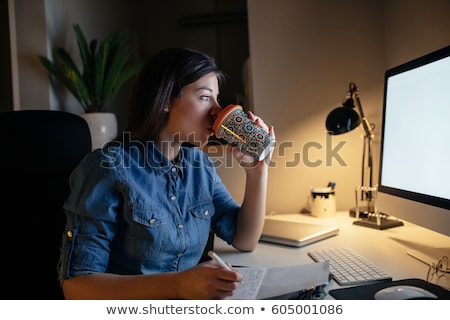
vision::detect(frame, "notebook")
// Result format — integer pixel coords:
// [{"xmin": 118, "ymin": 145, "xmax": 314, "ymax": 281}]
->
[{"xmin": 260, "ymin": 218, "xmax": 339, "ymax": 247}]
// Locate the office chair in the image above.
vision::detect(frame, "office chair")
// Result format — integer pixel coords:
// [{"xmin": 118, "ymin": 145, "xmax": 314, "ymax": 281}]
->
[{"xmin": 0, "ymin": 110, "xmax": 92, "ymax": 299}]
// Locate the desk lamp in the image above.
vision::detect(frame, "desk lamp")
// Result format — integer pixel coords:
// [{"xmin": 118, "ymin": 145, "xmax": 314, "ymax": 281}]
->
[{"xmin": 325, "ymin": 82, "xmax": 403, "ymax": 229}]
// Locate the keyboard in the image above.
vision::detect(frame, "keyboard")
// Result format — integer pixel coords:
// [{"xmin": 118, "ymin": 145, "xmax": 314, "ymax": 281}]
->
[{"xmin": 308, "ymin": 247, "xmax": 392, "ymax": 286}]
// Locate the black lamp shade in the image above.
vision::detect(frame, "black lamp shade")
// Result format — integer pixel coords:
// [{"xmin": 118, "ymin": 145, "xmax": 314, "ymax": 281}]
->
[{"xmin": 325, "ymin": 106, "xmax": 361, "ymax": 135}]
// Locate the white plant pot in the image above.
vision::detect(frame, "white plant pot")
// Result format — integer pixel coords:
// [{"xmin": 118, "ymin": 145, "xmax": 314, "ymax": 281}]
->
[{"xmin": 80, "ymin": 112, "xmax": 118, "ymax": 150}]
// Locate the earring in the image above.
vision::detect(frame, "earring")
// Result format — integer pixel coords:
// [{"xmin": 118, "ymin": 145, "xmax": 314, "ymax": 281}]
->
[{"xmin": 164, "ymin": 107, "xmax": 170, "ymax": 112}]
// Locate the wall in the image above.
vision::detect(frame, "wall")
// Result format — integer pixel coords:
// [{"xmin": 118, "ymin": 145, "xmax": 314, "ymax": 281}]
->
[
  {"xmin": 12, "ymin": 0, "xmax": 47, "ymax": 110},
  {"xmin": 383, "ymin": 0, "xmax": 450, "ymax": 68},
  {"xmin": 214, "ymin": 0, "xmax": 450, "ymax": 214}
]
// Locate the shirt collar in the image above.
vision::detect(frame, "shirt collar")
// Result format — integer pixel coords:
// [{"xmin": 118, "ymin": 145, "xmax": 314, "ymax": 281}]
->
[{"xmin": 146, "ymin": 141, "xmax": 186, "ymax": 177}]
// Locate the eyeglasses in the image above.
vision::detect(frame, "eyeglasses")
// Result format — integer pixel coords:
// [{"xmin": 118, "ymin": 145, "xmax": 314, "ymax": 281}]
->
[{"xmin": 426, "ymin": 256, "xmax": 449, "ymax": 288}]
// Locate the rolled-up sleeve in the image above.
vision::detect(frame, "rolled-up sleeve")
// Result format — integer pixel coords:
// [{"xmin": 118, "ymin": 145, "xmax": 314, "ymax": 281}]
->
[
  {"xmin": 58, "ymin": 151, "xmax": 123, "ymax": 281},
  {"xmin": 209, "ymin": 165, "xmax": 240, "ymax": 245}
]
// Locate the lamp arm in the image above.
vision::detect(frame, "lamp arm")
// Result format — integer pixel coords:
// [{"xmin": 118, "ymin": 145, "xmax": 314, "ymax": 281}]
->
[
  {"xmin": 350, "ymin": 83, "xmax": 375, "ymax": 191},
  {"xmin": 353, "ymin": 93, "xmax": 374, "ymax": 138}
]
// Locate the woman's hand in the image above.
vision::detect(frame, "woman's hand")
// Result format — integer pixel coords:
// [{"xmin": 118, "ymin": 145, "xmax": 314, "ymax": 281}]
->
[
  {"xmin": 174, "ymin": 260, "xmax": 243, "ymax": 299},
  {"xmin": 231, "ymin": 111, "xmax": 275, "ymax": 171}
]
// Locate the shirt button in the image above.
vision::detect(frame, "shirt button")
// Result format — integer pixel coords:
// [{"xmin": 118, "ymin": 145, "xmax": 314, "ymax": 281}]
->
[
  {"xmin": 149, "ymin": 219, "xmax": 155, "ymax": 224},
  {"xmin": 177, "ymin": 252, "xmax": 183, "ymax": 258},
  {"xmin": 171, "ymin": 167, "xmax": 177, "ymax": 173},
  {"xmin": 204, "ymin": 210, "xmax": 209, "ymax": 216},
  {"xmin": 170, "ymin": 195, "xmax": 176, "ymax": 201},
  {"xmin": 178, "ymin": 224, "xmax": 184, "ymax": 229},
  {"xmin": 66, "ymin": 230, "xmax": 73, "ymax": 238}
]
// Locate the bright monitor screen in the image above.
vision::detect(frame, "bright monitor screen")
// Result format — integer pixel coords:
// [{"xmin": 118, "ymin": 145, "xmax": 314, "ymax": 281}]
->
[{"xmin": 377, "ymin": 45, "xmax": 450, "ymax": 238}]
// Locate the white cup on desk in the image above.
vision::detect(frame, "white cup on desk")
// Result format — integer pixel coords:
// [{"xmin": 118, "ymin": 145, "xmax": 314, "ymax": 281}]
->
[{"xmin": 309, "ymin": 187, "xmax": 336, "ymax": 218}]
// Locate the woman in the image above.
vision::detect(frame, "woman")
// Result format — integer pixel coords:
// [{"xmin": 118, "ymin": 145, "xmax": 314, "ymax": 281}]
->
[{"xmin": 58, "ymin": 47, "xmax": 275, "ymax": 299}]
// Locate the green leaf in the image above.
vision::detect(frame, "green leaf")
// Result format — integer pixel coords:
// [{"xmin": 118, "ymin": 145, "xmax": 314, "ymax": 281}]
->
[{"xmin": 38, "ymin": 23, "xmax": 141, "ymax": 113}]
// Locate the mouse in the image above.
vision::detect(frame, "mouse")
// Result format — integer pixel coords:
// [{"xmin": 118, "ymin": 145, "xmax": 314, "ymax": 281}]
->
[{"xmin": 374, "ymin": 285, "xmax": 438, "ymax": 300}]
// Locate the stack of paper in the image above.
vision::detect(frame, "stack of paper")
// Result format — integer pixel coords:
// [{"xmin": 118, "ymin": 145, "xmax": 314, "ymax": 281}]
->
[{"xmin": 226, "ymin": 261, "xmax": 329, "ymax": 299}]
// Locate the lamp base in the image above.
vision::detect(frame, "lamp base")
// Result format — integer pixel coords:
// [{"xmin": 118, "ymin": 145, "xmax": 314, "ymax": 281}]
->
[
  {"xmin": 349, "ymin": 206, "xmax": 404, "ymax": 230},
  {"xmin": 349, "ymin": 206, "xmax": 384, "ymax": 218},
  {"xmin": 353, "ymin": 217, "xmax": 404, "ymax": 230}
]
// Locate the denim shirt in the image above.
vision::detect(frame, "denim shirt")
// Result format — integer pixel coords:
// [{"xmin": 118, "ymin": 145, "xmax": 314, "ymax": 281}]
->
[{"xmin": 58, "ymin": 140, "xmax": 239, "ymax": 281}]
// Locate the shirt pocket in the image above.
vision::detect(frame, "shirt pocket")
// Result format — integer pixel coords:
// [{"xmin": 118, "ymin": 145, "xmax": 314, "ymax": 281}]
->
[
  {"xmin": 189, "ymin": 201, "xmax": 215, "ymax": 246},
  {"xmin": 131, "ymin": 204, "xmax": 169, "ymax": 256}
]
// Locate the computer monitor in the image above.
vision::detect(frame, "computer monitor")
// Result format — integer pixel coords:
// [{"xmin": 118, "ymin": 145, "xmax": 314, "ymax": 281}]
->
[{"xmin": 377, "ymin": 45, "xmax": 450, "ymax": 239}]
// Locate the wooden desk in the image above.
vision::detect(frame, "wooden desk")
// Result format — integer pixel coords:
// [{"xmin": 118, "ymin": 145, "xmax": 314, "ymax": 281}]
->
[{"xmin": 214, "ymin": 211, "xmax": 450, "ymax": 298}]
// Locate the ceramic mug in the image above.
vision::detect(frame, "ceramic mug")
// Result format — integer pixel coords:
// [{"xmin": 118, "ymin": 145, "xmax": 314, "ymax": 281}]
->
[
  {"xmin": 309, "ymin": 187, "xmax": 336, "ymax": 218},
  {"xmin": 213, "ymin": 104, "xmax": 275, "ymax": 160}
]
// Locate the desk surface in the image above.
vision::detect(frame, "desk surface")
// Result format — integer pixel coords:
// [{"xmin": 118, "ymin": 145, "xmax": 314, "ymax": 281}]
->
[{"xmin": 214, "ymin": 211, "xmax": 450, "ymax": 298}]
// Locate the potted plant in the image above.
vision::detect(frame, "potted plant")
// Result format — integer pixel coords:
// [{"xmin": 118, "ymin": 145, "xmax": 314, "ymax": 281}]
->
[{"xmin": 38, "ymin": 23, "xmax": 141, "ymax": 149}]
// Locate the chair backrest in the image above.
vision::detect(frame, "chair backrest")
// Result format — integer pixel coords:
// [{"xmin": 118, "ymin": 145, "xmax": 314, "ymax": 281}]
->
[{"xmin": 0, "ymin": 110, "xmax": 92, "ymax": 299}]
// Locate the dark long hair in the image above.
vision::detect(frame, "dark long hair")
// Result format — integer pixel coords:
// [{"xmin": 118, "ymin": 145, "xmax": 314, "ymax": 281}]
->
[{"xmin": 124, "ymin": 48, "xmax": 225, "ymax": 140}]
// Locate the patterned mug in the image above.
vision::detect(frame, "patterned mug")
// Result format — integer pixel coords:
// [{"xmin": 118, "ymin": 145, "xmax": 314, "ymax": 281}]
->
[{"xmin": 213, "ymin": 104, "xmax": 275, "ymax": 161}]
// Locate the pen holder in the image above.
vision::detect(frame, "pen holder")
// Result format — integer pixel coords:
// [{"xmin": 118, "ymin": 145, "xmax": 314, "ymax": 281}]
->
[{"xmin": 309, "ymin": 187, "xmax": 336, "ymax": 218}]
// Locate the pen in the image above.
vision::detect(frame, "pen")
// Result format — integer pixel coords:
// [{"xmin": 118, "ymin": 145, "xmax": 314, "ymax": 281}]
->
[{"xmin": 208, "ymin": 250, "xmax": 233, "ymax": 271}]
